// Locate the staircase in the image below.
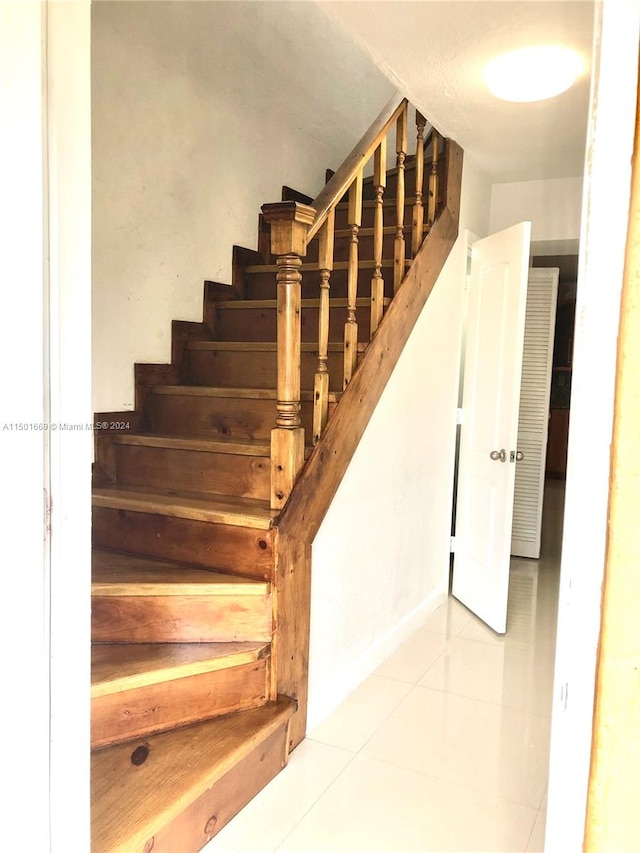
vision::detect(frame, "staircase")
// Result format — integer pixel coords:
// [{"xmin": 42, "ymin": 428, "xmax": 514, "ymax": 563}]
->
[{"xmin": 91, "ymin": 95, "xmax": 463, "ymax": 852}]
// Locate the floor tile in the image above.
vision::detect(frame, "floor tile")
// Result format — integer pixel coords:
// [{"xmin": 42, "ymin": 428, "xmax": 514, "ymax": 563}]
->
[
  {"xmin": 424, "ymin": 597, "xmax": 474, "ymax": 638},
  {"xmin": 202, "ymin": 739, "xmax": 354, "ymax": 853},
  {"xmin": 275, "ymin": 754, "xmax": 537, "ymax": 853},
  {"xmin": 374, "ymin": 625, "xmax": 451, "ymax": 683},
  {"xmin": 307, "ymin": 674, "xmax": 413, "ymax": 753},
  {"xmin": 362, "ymin": 685, "xmax": 551, "ymax": 808},
  {"xmin": 418, "ymin": 635, "xmax": 554, "ymax": 716}
]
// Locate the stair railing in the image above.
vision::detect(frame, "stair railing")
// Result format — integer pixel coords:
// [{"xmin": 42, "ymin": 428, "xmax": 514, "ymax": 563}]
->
[{"xmin": 262, "ymin": 94, "xmax": 443, "ymax": 510}]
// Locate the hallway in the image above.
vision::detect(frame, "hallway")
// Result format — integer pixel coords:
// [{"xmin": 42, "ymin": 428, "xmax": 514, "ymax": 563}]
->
[{"xmin": 204, "ymin": 481, "xmax": 565, "ymax": 853}]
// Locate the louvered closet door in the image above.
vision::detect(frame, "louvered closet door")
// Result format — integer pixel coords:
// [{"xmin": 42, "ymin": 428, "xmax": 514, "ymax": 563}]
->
[{"xmin": 511, "ymin": 268, "xmax": 559, "ymax": 559}]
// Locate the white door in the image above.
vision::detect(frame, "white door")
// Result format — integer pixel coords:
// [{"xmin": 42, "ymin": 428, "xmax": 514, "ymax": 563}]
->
[
  {"xmin": 452, "ymin": 222, "xmax": 531, "ymax": 633},
  {"xmin": 511, "ymin": 268, "xmax": 559, "ymax": 558}
]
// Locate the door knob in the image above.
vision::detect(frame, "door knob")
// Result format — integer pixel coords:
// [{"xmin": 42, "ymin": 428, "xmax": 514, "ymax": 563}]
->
[{"xmin": 490, "ymin": 449, "xmax": 507, "ymax": 462}]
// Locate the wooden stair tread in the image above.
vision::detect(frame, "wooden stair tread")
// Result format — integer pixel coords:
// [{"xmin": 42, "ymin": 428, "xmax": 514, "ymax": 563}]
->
[
  {"xmin": 92, "ymin": 486, "xmax": 276, "ymax": 529},
  {"xmin": 244, "ymin": 258, "xmax": 412, "ymax": 274},
  {"xmin": 112, "ymin": 433, "xmax": 272, "ymax": 456},
  {"xmin": 185, "ymin": 340, "xmax": 366, "ymax": 353},
  {"xmin": 112, "ymin": 433, "xmax": 313, "ymax": 461},
  {"xmin": 91, "ymin": 642, "xmax": 269, "ymax": 698},
  {"xmin": 335, "ymin": 195, "xmax": 420, "ymax": 210},
  {"xmin": 150, "ymin": 384, "xmax": 342, "ymax": 402},
  {"xmin": 91, "ymin": 697, "xmax": 295, "ymax": 853},
  {"xmin": 215, "ymin": 296, "xmax": 392, "ymax": 311},
  {"xmin": 92, "ymin": 550, "xmax": 269, "ymax": 596}
]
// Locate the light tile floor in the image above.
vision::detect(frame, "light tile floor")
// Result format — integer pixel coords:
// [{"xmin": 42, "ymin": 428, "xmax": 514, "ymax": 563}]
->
[{"xmin": 204, "ymin": 481, "xmax": 564, "ymax": 853}]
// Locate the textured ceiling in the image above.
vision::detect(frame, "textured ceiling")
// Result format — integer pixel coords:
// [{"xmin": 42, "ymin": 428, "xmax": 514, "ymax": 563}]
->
[{"xmin": 318, "ymin": 0, "xmax": 594, "ymax": 183}]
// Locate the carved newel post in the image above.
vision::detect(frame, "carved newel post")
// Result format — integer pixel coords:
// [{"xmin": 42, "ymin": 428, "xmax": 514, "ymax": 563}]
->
[{"xmin": 261, "ymin": 201, "xmax": 316, "ymax": 510}]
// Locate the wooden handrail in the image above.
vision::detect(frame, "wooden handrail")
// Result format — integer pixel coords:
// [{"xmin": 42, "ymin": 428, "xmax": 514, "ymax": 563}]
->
[{"xmin": 307, "ymin": 92, "xmax": 407, "ymax": 242}]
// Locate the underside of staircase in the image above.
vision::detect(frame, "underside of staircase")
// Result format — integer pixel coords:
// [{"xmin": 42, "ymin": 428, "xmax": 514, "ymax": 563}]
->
[{"xmin": 91, "ymin": 97, "xmax": 463, "ymax": 853}]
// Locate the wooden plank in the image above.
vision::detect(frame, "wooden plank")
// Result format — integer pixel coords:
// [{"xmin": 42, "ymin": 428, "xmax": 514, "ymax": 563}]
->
[
  {"xmin": 92, "ymin": 487, "xmax": 276, "ymax": 529},
  {"xmin": 148, "ymin": 386, "xmax": 339, "ymax": 443},
  {"xmin": 91, "ymin": 642, "xmax": 268, "ymax": 695},
  {"xmin": 184, "ymin": 343, "xmax": 351, "ymax": 392},
  {"xmin": 92, "ymin": 509, "xmax": 275, "ymax": 579},
  {"xmin": 277, "ymin": 144, "xmax": 463, "ymax": 544},
  {"xmin": 149, "ymin": 385, "xmax": 340, "ymax": 402},
  {"xmin": 146, "ymin": 724, "xmax": 288, "ymax": 853},
  {"xmin": 91, "ymin": 698, "xmax": 295, "ymax": 853},
  {"xmin": 92, "ymin": 656, "xmax": 269, "ymax": 749},
  {"xmin": 244, "ymin": 258, "xmax": 411, "ymax": 274},
  {"xmin": 115, "ymin": 443, "xmax": 270, "ymax": 501},
  {"xmin": 113, "ymin": 434, "xmax": 271, "ymax": 456},
  {"xmin": 91, "ymin": 551, "xmax": 269, "ymax": 596},
  {"xmin": 272, "ymin": 530, "xmax": 311, "ymax": 750},
  {"xmin": 91, "ymin": 593, "xmax": 272, "ymax": 643}
]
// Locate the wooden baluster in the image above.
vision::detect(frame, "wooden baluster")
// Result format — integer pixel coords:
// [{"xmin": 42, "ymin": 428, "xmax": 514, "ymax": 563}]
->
[
  {"xmin": 427, "ymin": 129, "xmax": 440, "ymax": 227},
  {"xmin": 412, "ymin": 110, "xmax": 426, "ymax": 256},
  {"xmin": 394, "ymin": 104, "xmax": 408, "ymax": 293},
  {"xmin": 370, "ymin": 139, "xmax": 386, "ymax": 338},
  {"xmin": 344, "ymin": 171, "xmax": 363, "ymax": 388},
  {"xmin": 261, "ymin": 201, "xmax": 315, "ymax": 510},
  {"xmin": 313, "ymin": 208, "xmax": 335, "ymax": 444}
]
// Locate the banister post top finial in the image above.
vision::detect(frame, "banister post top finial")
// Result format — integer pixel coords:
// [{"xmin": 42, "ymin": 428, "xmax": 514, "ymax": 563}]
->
[{"xmin": 261, "ymin": 201, "xmax": 316, "ymax": 257}]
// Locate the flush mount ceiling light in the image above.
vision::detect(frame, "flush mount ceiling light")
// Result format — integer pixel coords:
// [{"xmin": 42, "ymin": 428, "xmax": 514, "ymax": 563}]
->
[{"xmin": 483, "ymin": 45, "xmax": 584, "ymax": 102}]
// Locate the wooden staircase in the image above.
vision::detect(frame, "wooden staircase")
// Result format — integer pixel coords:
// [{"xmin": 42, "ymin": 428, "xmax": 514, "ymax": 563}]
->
[{"xmin": 91, "ymin": 95, "xmax": 463, "ymax": 852}]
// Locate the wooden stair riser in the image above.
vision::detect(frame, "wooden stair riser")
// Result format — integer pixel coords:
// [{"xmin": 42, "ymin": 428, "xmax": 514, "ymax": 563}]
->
[
  {"xmin": 92, "ymin": 657, "xmax": 269, "ymax": 750},
  {"xmin": 93, "ymin": 509, "xmax": 275, "ymax": 579},
  {"xmin": 114, "ymin": 443, "xmax": 270, "ymax": 501},
  {"xmin": 149, "ymin": 723, "xmax": 288, "ymax": 853},
  {"xmin": 333, "ymin": 196, "xmax": 418, "ymax": 231},
  {"xmin": 184, "ymin": 346, "xmax": 349, "ymax": 392},
  {"xmin": 92, "ymin": 592, "xmax": 272, "ymax": 643},
  {"xmin": 149, "ymin": 389, "xmax": 337, "ymax": 442},
  {"xmin": 213, "ymin": 301, "xmax": 378, "ymax": 343},
  {"xmin": 302, "ymin": 228, "xmax": 413, "ymax": 265},
  {"xmin": 243, "ymin": 263, "xmax": 396, "ymax": 301}
]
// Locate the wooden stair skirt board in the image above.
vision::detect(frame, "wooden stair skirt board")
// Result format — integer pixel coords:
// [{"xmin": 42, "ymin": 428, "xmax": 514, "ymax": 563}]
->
[
  {"xmin": 91, "ymin": 642, "xmax": 270, "ymax": 749},
  {"xmin": 91, "ymin": 698, "xmax": 296, "ymax": 853},
  {"xmin": 147, "ymin": 385, "xmax": 340, "ymax": 442}
]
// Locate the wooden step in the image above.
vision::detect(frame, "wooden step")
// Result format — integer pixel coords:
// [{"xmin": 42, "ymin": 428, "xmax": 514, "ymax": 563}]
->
[
  {"xmin": 93, "ymin": 486, "xmax": 275, "ymax": 528},
  {"xmin": 113, "ymin": 434, "xmax": 272, "ymax": 501},
  {"xmin": 92, "ymin": 641, "xmax": 271, "ymax": 749},
  {"xmin": 242, "ymin": 258, "xmax": 410, "ymax": 300},
  {"xmin": 91, "ymin": 550, "xmax": 272, "ymax": 644},
  {"xmin": 91, "ymin": 698, "xmax": 295, "ymax": 853},
  {"xmin": 213, "ymin": 296, "xmax": 391, "ymax": 342},
  {"xmin": 302, "ymin": 225, "xmax": 420, "ymax": 265},
  {"xmin": 184, "ymin": 340, "xmax": 365, "ymax": 391},
  {"xmin": 148, "ymin": 384, "xmax": 341, "ymax": 442},
  {"xmin": 92, "ymin": 493, "xmax": 276, "ymax": 579}
]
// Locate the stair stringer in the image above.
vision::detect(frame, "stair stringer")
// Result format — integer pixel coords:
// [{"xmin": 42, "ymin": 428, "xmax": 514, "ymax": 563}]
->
[{"xmin": 273, "ymin": 140, "xmax": 463, "ymax": 749}]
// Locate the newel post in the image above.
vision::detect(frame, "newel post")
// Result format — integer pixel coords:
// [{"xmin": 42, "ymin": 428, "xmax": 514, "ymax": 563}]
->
[{"xmin": 261, "ymin": 201, "xmax": 316, "ymax": 510}]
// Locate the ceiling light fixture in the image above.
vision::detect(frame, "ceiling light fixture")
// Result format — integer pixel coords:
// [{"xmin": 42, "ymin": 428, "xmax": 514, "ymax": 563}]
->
[{"xmin": 483, "ymin": 45, "xmax": 584, "ymax": 103}]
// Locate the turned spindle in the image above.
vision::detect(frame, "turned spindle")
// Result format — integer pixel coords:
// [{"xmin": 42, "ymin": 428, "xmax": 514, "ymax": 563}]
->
[
  {"xmin": 394, "ymin": 105, "xmax": 408, "ymax": 293},
  {"xmin": 343, "ymin": 172, "xmax": 363, "ymax": 388},
  {"xmin": 427, "ymin": 129, "xmax": 440, "ymax": 227},
  {"xmin": 370, "ymin": 139, "xmax": 387, "ymax": 338},
  {"xmin": 313, "ymin": 210, "xmax": 334, "ymax": 444},
  {"xmin": 412, "ymin": 111, "xmax": 426, "ymax": 256}
]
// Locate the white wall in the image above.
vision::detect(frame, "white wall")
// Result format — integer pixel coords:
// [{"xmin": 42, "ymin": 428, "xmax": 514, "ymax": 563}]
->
[
  {"xmin": 307, "ymin": 157, "xmax": 492, "ymax": 729},
  {"xmin": 490, "ymin": 175, "xmax": 583, "ymax": 254},
  {"xmin": 92, "ymin": 0, "xmax": 393, "ymax": 413},
  {"xmin": 545, "ymin": 1, "xmax": 640, "ymax": 849}
]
